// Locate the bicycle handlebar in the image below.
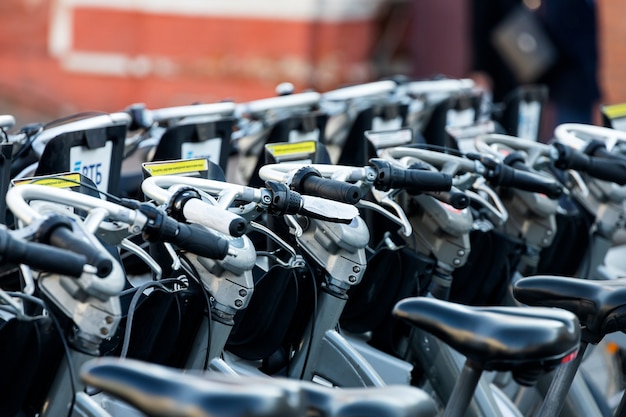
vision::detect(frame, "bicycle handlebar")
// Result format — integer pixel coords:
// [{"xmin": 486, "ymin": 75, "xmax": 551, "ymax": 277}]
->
[
  {"xmin": 495, "ymin": 163, "xmax": 564, "ymax": 198},
  {"xmin": 160, "ymin": 219, "xmax": 230, "ymax": 260},
  {"xmin": 424, "ymin": 189, "xmax": 470, "ymax": 210},
  {"xmin": 259, "ymin": 161, "xmax": 453, "ymax": 195},
  {"xmin": 166, "ymin": 187, "xmax": 248, "ymax": 237},
  {"xmin": 382, "ymin": 146, "xmax": 563, "ymax": 198},
  {"xmin": 0, "ymin": 115, "xmax": 15, "ymax": 130},
  {"xmin": 127, "ymin": 102, "xmax": 236, "ymax": 129},
  {"xmin": 468, "ymin": 153, "xmax": 563, "ymax": 198},
  {"xmin": 6, "ymin": 184, "xmax": 231, "ymax": 260},
  {"xmin": 132, "ymin": 201, "xmax": 230, "ymax": 260},
  {"xmin": 35, "ymin": 216, "xmax": 113, "ymax": 277},
  {"xmin": 150, "ymin": 102, "xmax": 235, "ymax": 123},
  {"xmin": 474, "ymin": 134, "xmax": 554, "ymax": 165},
  {"xmin": 290, "ymin": 166, "xmax": 362, "ymax": 204},
  {"xmin": 31, "ymin": 112, "xmax": 131, "ymax": 156},
  {"xmin": 403, "ymin": 78, "xmax": 475, "ymax": 96},
  {"xmin": 368, "ymin": 158, "xmax": 453, "ymax": 193},
  {"xmin": 236, "ymin": 92, "xmax": 321, "ymax": 116},
  {"xmin": 0, "ymin": 226, "xmax": 87, "ymax": 278},
  {"xmin": 142, "ymin": 175, "xmax": 359, "ymax": 224},
  {"xmin": 554, "ymin": 123, "xmax": 626, "ymax": 152},
  {"xmin": 383, "ymin": 147, "xmax": 477, "ymax": 175},
  {"xmin": 322, "ymin": 80, "xmax": 396, "ymax": 102},
  {"xmin": 552, "ymin": 142, "xmax": 626, "ymax": 185},
  {"xmin": 7, "ymin": 184, "xmax": 141, "ymax": 226}
]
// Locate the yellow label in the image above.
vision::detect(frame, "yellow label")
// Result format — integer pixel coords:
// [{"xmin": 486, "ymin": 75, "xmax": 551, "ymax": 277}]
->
[
  {"xmin": 143, "ymin": 159, "xmax": 209, "ymax": 176},
  {"xmin": 603, "ymin": 103, "xmax": 626, "ymax": 119},
  {"xmin": 13, "ymin": 173, "xmax": 82, "ymax": 188},
  {"xmin": 265, "ymin": 141, "xmax": 316, "ymax": 157}
]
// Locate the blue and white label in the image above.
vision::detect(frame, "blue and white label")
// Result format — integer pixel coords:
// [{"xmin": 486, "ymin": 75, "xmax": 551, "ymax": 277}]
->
[
  {"xmin": 181, "ymin": 138, "xmax": 222, "ymax": 163},
  {"xmin": 70, "ymin": 141, "xmax": 112, "ymax": 191}
]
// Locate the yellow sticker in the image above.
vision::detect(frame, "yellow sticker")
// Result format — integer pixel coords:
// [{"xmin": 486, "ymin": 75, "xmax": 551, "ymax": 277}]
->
[
  {"xmin": 13, "ymin": 173, "xmax": 82, "ymax": 188},
  {"xmin": 265, "ymin": 141, "xmax": 316, "ymax": 157},
  {"xmin": 143, "ymin": 159, "xmax": 209, "ymax": 176},
  {"xmin": 603, "ymin": 103, "xmax": 626, "ymax": 119}
]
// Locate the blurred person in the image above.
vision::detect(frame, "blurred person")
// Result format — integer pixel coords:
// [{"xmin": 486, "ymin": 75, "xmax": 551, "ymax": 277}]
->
[
  {"xmin": 539, "ymin": 0, "xmax": 601, "ymax": 126},
  {"xmin": 468, "ymin": 0, "xmax": 601, "ymax": 130},
  {"xmin": 468, "ymin": 0, "xmax": 521, "ymax": 103}
]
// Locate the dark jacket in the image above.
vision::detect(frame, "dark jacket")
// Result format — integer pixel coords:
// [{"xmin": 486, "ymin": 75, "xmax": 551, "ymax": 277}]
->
[{"xmin": 538, "ymin": 0, "xmax": 601, "ymax": 106}]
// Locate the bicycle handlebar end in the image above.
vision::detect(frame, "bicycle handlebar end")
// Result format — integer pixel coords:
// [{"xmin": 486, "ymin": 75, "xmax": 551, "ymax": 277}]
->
[
  {"xmin": 0, "ymin": 228, "xmax": 87, "ymax": 278},
  {"xmin": 291, "ymin": 167, "xmax": 362, "ymax": 205},
  {"xmin": 35, "ymin": 216, "xmax": 113, "ymax": 278}
]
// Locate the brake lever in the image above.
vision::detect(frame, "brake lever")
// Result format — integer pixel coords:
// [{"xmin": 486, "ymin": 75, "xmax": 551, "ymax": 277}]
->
[
  {"xmin": 248, "ymin": 220, "xmax": 301, "ymax": 261},
  {"xmin": 299, "ymin": 195, "xmax": 359, "ymax": 223},
  {"xmin": 360, "ymin": 188, "xmax": 413, "ymax": 237},
  {"xmin": 470, "ymin": 177, "xmax": 509, "ymax": 227}
]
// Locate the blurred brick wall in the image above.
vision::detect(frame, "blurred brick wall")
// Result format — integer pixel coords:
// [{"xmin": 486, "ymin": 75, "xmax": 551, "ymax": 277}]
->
[
  {"xmin": 597, "ymin": 0, "xmax": 626, "ymax": 106},
  {"xmin": 0, "ymin": 0, "xmax": 385, "ymax": 124},
  {"xmin": 1, "ymin": 0, "xmax": 624, "ymax": 125},
  {"xmin": 408, "ymin": 0, "xmax": 469, "ymax": 80}
]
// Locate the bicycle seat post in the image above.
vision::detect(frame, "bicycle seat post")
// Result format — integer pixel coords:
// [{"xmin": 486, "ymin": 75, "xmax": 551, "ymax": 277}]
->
[
  {"xmin": 615, "ymin": 390, "xmax": 626, "ymax": 417},
  {"xmin": 534, "ymin": 341, "xmax": 587, "ymax": 417},
  {"xmin": 441, "ymin": 360, "xmax": 484, "ymax": 417}
]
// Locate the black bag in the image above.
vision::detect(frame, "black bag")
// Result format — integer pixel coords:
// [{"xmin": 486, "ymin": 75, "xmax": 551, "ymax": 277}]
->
[
  {"xmin": 340, "ymin": 244, "xmax": 435, "ymax": 356},
  {"xmin": 491, "ymin": 5, "xmax": 557, "ymax": 83},
  {"xmin": 450, "ymin": 229, "xmax": 524, "ymax": 306}
]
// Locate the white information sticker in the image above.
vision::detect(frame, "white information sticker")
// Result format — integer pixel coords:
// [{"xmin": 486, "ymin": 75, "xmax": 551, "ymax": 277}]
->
[
  {"xmin": 288, "ymin": 128, "xmax": 320, "ymax": 143},
  {"xmin": 372, "ymin": 116, "xmax": 402, "ymax": 132},
  {"xmin": 365, "ymin": 128, "xmax": 412, "ymax": 150},
  {"xmin": 518, "ymin": 101, "xmax": 541, "ymax": 141},
  {"xmin": 70, "ymin": 141, "xmax": 112, "ymax": 192},
  {"xmin": 447, "ymin": 108, "xmax": 475, "ymax": 128},
  {"xmin": 181, "ymin": 138, "xmax": 222, "ymax": 164}
]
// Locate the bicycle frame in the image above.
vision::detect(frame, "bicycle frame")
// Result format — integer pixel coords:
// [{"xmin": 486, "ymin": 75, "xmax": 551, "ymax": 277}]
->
[{"xmin": 142, "ymin": 174, "xmax": 398, "ymax": 387}]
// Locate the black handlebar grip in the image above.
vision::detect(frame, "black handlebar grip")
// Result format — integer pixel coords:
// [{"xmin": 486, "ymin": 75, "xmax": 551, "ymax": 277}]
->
[
  {"xmin": 291, "ymin": 167, "xmax": 361, "ymax": 204},
  {"xmin": 584, "ymin": 140, "xmax": 614, "ymax": 159},
  {"xmin": 392, "ymin": 168, "xmax": 453, "ymax": 192},
  {"xmin": 265, "ymin": 180, "xmax": 304, "ymax": 216},
  {"xmin": 584, "ymin": 157, "xmax": 626, "ymax": 186},
  {"xmin": 426, "ymin": 189, "xmax": 470, "ymax": 210},
  {"xmin": 553, "ymin": 143, "xmax": 626, "ymax": 185},
  {"xmin": 370, "ymin": 159, "xmax": 452, "ymax": 193},
  {"xmin": 47, "ymin": 226, "xmax": 113, "ymax": 278},
  {"xmin": 0, "ymin": 229, "xmax": 86, "ymax": 278},
  {"xmin": 495, "ymin": 164, "xmax": 564, "ymax": 198},
  {"xmin": 167, "ymin": 221, "xmax": 229, "ymax": 260}
]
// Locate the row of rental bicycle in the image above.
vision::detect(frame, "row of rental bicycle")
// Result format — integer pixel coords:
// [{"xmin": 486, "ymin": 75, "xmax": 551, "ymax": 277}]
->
[{"xmin": 2, "ymin": 76, "xmax": 626, "ymax": 417}]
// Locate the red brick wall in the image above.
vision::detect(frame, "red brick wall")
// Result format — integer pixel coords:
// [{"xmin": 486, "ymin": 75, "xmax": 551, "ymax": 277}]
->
[
  {"xmin": 0, "ymin": 0, "xmax": 384, "ymax": 123},
  {"xmin": 598, "ymin": 0, "xmax": 626, "ymax": 105}
]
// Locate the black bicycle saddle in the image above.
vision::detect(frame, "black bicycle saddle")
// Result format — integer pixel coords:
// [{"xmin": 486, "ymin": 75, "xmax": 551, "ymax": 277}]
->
[
  {"xmin": 81, "ymin": 357, "xmax": 439, "ymax": 417},
  {"xmin": 514, "ymin": 275, "xmax": 626, "ymax": 343},
  {"xmin": 393, "ymin": 296, "xmax": 580, "ymax": 384},
  {"xmin": 81, "ymin": 358, "xmax": 300, "ymax": 417}
]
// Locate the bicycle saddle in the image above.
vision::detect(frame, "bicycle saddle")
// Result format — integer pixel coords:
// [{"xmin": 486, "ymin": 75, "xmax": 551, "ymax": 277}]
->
[
  {"xmin": 81, "ymin": 358, "xmax": 301, "ymax": 417},
  {"xmin": 514, "ymin": 275, "xmax": 626, "ymax": 343},
  {"xmin": 393, "ymin": 297, "xmax": 580, "ymax": 384},
  {"xmin": 81, "ymin": 357, "xmax": 439, "ymax": 417},
  {"xmin": 288, "ymin": 379, "xmax": 438, "ymax": 417},
  {"xmin": 241, "ymin": 375, "xmax": 438, "ymax": 417}
]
